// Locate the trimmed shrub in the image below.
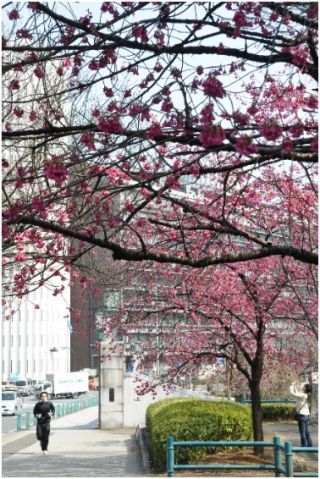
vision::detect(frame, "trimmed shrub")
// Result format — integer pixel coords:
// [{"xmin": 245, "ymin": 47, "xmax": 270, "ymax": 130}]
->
[
  {"xmin": 262, "ymin": 403, "xmax": 295, "ymax": 422},
  {"xmin": 146, "ymin": 398, "xmax": 252, "ymax": 470}
]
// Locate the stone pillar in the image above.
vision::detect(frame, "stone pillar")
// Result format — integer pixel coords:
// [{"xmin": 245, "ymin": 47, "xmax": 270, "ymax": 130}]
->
[{"xmin": 100, "ymin": 342, "xmax": 124, "ymax": 429}]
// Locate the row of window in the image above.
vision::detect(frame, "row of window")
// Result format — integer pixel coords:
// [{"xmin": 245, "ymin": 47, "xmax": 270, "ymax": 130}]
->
[{"xmin": 3, "ymin": 335, "xmax": 59, "ymax": 347}]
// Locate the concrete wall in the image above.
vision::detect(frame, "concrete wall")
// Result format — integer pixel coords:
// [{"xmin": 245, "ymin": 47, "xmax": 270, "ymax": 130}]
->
[{"xmin": 100, "ymin": 342, "xmax": 169, "ymax": 428}]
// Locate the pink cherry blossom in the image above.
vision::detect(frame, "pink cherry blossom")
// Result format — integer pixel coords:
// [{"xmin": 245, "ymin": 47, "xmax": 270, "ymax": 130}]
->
[
  {"xmin": 199, "ymin": 125, "xmax": 225, "ymax": 147},
  {"xmin": 146, "ymin": 123, "xmax": 163, "ymax": 139},
  {"xmin": 260, "ymin": 123, "xmax": 282, "ymax": 141},
  {"xmin": 29, "ymin": 111, "xmax": 37, "ymax": 121},
  {"xmin": 34, "ymin": 66, "xmax": 45, "ymax": 79},
  {"xmin": 97, "ymin": 116, "xmax": 123, "ymax": 134},
  {"xmin": 202, "ymin": 74, "xmax": 225, "ymax": 98},
  {"xmin": 282, "ymin": 138, "xmax": 294, "ymax": 153},
  {"xmin": 132, "ymin": 24, "xmax": 148, "ymax": 42},
  {"xmin": 8, "ymin": 80, "xmax": 20, "ymax": 91},
  {"xmin": 234, "ymin": 136, "xmax": 257, "ymax": 155},
  {"xmin": 44, "ymin": 159, "xmax": 69, "ymax": 186},
  {"xmin": 80, "ymin": 132, "xmax": 96, "ymax": 150},
  {"xmin": 13, "ymin": 107, "xmax": 24, "ymax": 118},
  {"xmin": 8, "ymin": 9, "xmax": 20, "ymax": 21}
]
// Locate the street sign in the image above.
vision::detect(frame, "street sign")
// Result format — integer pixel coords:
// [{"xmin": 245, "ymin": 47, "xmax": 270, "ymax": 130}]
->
[{"xmin": 10, "ymin": 373, "xmax": 20, "ymax": 381}]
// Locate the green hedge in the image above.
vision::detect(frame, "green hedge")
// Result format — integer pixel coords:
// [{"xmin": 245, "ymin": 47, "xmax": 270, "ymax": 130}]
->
[
  {"xmin": 261, "ymin": 403, "xmax": 295, "ymax": 422},
  {"xmin": 146, "ymin": 398, "xmax": 252, "ymax": 470}
]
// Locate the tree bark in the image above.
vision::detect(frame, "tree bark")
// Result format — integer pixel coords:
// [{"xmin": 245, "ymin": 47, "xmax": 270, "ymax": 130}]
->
[{"xmin": 250, "ymin": 371, "xmax": 264, "ymax": 455}]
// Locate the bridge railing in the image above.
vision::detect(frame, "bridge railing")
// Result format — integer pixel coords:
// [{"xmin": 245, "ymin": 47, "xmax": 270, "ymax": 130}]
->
[
  {"xmin": 167, "ymin": 436, "xmax": 318, "ymax": 477},
  {"xmin": 16, "ymin": 395, "xmax": 98, "ymax": 431}
]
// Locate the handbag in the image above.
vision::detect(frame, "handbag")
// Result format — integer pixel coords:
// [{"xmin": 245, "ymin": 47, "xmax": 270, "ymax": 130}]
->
[{"xmin": 293, "ymin": 401, "xmax": 306, "ymax": 421}]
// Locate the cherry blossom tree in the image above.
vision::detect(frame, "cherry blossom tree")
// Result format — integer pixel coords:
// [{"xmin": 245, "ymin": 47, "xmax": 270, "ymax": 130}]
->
[
  {"xmin": 2, "ymin": 2, "xmax": 318, "ymax": 301},
  {"xmin": 100, "ymin": 255, "xmax": 317, "ymax": 443}
]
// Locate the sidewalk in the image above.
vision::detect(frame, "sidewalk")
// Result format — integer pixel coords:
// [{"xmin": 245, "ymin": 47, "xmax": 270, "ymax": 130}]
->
[
  {"xmin": 2, "ymin": 406, "xmax": 144, "ymax": 477},
  {"xmin": 263, "ymin": 422, "xmax": 318, "ymax": 473}
]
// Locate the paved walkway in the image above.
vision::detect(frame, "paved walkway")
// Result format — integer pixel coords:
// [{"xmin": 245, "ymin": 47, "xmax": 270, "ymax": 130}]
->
[
  {"xmin": 2, "ymin": 410, "xmax": 318, "ymax": 477},
  {"xmin": 264, "ymin": 422, "xmax": 318, "ymax": 473},
  {"xmin": 2, "ymin": 406, "xmax": 144, "ymax": 477}
]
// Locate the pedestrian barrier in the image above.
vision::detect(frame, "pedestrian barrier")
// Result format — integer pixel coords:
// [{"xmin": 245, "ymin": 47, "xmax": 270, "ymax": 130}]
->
[
  {"xmin": 240, "ymin": 398, "xmax": 296, "ymax": 404},
  {"xmin": 15, "ymin": 395, "xmax": 99, "ymax": 431},
  {"xmin": 284, "ymin": 442, "xmax": 318, "ymax": 477},
  {"xmin": 166, "ymin": 436, "xmax": 318, "ymax": 477}
]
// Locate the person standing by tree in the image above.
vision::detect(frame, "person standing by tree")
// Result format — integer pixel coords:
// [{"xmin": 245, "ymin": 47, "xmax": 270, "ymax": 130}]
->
[
  {"xmin": 33, "ymin": 391, "xmax": 55, "ymax": 455},
  {"xmin": 290, "ymin": 381, "xmax": 313, "ymax": 447}
]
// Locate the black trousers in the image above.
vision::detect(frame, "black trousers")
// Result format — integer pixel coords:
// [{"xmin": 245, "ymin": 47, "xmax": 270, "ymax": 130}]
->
[{"xmin": 36, "ymin": 423, "xmax": 51, "ymax": 451}]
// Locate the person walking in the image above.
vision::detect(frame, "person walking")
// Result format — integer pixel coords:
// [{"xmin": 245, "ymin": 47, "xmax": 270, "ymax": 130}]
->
[
  {"xmin": 289, "ymin": 380, "xmax": 313, "ymax": 447},
  {"xmin": 33, "ymin": 391, "xmax": 55, "ymax": 454}
]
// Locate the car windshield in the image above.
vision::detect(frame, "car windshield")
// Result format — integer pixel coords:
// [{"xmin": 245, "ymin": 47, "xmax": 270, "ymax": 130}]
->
[
  {"xmin": 34, "ymin": 385, "xmax": 42, "ymax": 391},
  {"xmin": 15, "ymin": 381, "xmax": 27, "ymax": 387},
  {"xmin": 2, "ymin": 392, "xmax": 15, "ymax": 400}
]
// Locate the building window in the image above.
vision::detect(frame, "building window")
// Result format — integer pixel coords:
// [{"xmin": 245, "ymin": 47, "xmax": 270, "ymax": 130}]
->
[
  {"xmin": 109, "ymin": 388, "xmax": 115, "ymax": 402},
  {"xmin": 104, "ymin": 291, "xmax": 120, "ymax": 310},
  {"xmin": 125, "ymin": 356, "xmax": 134, "ymax": 373}
]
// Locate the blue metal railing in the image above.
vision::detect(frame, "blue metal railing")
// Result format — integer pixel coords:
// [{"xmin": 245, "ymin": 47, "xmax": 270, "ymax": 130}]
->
[
  {"xmin": 240, "ymin": 398, "xmax": 295, "ymax": 404},
  {"xmin": 16, "ymin": 395, "xmax": 98, "ymax": 431},
  {"xmin": 284, "ymin": 442, "xmax": 318, "ymax": 477},
  {"xmin": 167, "ymin": 436, "xmax": 318, "ymax": 477}
]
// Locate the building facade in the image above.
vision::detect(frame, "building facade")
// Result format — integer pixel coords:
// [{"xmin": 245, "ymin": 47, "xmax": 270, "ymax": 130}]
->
[{"xmin": 2, "ymin": 282, "xmax": 71, "ymax": 382}]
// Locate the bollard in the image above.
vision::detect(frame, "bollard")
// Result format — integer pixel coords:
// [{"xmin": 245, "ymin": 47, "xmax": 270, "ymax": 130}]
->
[
  {"xmin": 16, "ymin": 413, "xmax": 22, "ymax": 431},
  {"xmin": 284, "ymin": 442, "xmax": 293, "ymax": 477},
  {"xmin": 26, "ymin": 411, "xmax": 31, "ymax": 429},
  {"xmin": 273, "ymin": 436, "xmax": 282, "ymax": 477},
  {"xmin": 167, "ymin": 436, "xmax": 174, "ymax": 477}
]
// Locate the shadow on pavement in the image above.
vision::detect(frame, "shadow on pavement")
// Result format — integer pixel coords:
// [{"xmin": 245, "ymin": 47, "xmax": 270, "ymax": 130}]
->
[{"xmin": 2, "ymin": 452, "xmax": 143, "ymax": 477}]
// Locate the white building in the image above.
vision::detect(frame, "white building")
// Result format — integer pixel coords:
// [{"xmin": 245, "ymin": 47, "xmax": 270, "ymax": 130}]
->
[{"xmin": 2, "ymin": 281, "xmax": 71, "ymax": 382}]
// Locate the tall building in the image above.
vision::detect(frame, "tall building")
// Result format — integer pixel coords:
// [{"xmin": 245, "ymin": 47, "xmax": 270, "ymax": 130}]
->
[{"xmin": 2, "ymin": 282, "xmax": 70, "ymax": 382}]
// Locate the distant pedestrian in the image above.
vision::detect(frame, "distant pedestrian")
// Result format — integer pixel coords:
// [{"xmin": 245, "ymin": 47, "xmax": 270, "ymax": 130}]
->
[
  {"xmin": 289, "ymin": 381, "xmax": 313, "ymax": 447},
  {"xmin": 33, "ymin": 391, "xmax": 55, "ymax": 454}
]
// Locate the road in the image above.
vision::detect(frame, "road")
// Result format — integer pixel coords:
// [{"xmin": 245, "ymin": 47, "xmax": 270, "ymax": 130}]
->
[{"xmin": 2, "ymin": 392, "xmax": 97, "ymax": 433}]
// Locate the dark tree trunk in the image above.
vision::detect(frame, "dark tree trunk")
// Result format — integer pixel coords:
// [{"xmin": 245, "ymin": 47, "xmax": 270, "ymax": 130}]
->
[{"xmin": 250, "ymin": 363, "xmax": 264, "ymax": 455}]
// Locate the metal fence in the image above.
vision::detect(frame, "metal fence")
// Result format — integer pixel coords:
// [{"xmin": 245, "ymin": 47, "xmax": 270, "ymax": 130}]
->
[
  {"xmin": 16, "ymin": 395, "xmax": 98, "ymax": 431},
  {"xmin": 167, "ymin": 436, "xmax": 318, "ymax": 477},
  {"xmin": 239, "ymin": 398, "xmax": 296, "ymax": 404}
]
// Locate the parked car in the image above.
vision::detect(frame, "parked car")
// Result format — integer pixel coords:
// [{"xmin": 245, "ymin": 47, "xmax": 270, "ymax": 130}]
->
[
  {"xmin": 2, "ymin": 382, "xmax": 17, "ymax": 392},
  {"xmin": 2, "ymin": 391, "xmax": 23, "ymax": 416},
  {"xmin": 14, "ymin": 379, "xmax": 32, "ymax": 396}
]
